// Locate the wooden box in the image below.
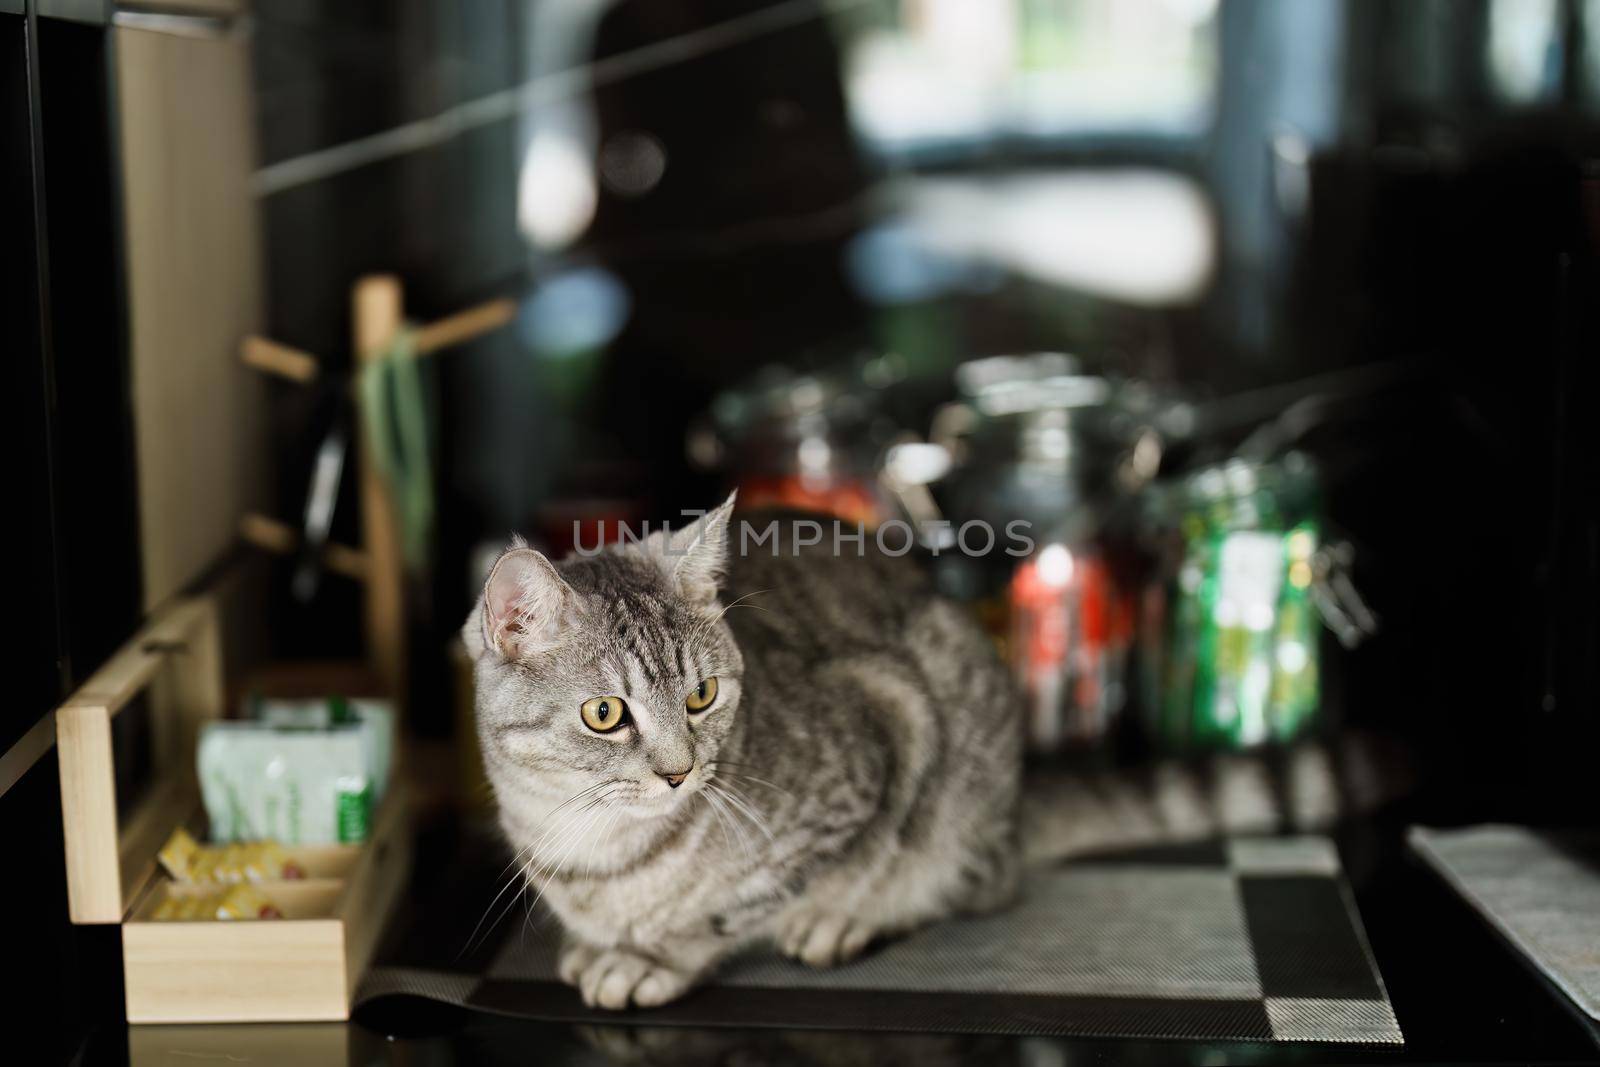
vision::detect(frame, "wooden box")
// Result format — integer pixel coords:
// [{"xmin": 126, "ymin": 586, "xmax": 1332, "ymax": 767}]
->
[{"xmin": 55, "ymin": 597, "xmax": 410, "ymax": 1023}]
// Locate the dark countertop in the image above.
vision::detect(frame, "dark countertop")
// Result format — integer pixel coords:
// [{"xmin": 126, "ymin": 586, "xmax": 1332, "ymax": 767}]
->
[{"xmin": 82, "ymin": 807, "xmax": 1600, "ymax": 1066}]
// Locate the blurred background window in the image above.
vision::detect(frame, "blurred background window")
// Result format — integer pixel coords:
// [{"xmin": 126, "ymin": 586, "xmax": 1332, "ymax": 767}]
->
[
  {"xmin": 838, "ymin": 0, "xmax": 1219, "ymax": 154},
  {"xmin": 1488, "ymin": 0, "xmax": 1562, "ymax": 102}
]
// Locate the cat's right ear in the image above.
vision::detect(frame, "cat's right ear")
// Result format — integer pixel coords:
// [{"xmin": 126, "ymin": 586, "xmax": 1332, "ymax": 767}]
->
[{"xmin": 466, "ymin": 545, "xmax": 578, "ymax": 660}]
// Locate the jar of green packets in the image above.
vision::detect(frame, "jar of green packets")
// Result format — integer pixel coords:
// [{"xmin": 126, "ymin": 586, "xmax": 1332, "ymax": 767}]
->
[{"xmin": 1141, "ymin": 452, "xmax": 1323, "ymax": 751}]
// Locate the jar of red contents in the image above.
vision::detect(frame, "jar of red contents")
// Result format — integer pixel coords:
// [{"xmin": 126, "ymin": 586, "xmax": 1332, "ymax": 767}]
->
[
  {"xmin": 691, "ymin": 365, "xmax": 892, "ymax": 526},
  {"xmin": 1010, "ymin": 541, "xmax": 1136, "ymax": 751},
  {"xmin": 936, "ymin": 355, "xmax": 1158, "ymax": 752}
]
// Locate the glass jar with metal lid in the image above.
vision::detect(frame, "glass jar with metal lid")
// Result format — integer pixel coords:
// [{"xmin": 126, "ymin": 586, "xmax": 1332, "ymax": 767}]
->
[
  {"xmin": 933, "ymin": 353, "xmax": 1165, "ymax": 751},
  {"xmin": 1140, "ymin": 452, "xmax": 1325, "ymax": 752},
  {"xmin": 689, "ymin": 363, "xmax": 896, "ymax": 526}
]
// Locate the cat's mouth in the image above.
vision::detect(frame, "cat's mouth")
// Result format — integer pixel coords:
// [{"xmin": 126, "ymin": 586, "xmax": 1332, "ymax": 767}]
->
[{"xmin": 629, "ymin": 777, "xmax": 702, "ymax": 814}]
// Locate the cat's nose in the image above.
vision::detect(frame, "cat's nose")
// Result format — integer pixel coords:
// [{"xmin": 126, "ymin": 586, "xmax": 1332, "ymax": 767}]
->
[{"xmin": 659, "ymin": 767, "xmax": 692, "ymax": 788}]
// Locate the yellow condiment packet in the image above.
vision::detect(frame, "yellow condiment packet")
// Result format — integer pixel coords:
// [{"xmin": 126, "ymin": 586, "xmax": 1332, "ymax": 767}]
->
[
  {"xmin": 155, "ymin": 829, "xmax": 298, "ymax": 884},
  {"xmin": 157, "ymin": 827, "xmax": 200, "ymax": 881},
  {"xmin": 151, "ymin": 884, "xmax": 283, "ymax": 921}
]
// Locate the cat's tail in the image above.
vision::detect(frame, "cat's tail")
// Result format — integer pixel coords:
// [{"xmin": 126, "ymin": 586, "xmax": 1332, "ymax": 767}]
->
[{"xmin": 1019, "ymin": 730, "xmax": 1412, "ymax": 866}]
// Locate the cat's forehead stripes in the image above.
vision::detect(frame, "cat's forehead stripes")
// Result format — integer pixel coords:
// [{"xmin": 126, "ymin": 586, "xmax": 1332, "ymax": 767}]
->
[
  {"xmin": 601, "ymin": 591, "xmax": 692, "ymax": 690},
  {"xmin": 555, "ymin": 551, "xmax": 721, "ymax": 697}
]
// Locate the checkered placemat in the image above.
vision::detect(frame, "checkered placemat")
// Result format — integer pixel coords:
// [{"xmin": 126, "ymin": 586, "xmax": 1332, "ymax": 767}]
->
[{"xmin": 358, "ymin": 835, "xmax": 1401, "ymax": 1044}]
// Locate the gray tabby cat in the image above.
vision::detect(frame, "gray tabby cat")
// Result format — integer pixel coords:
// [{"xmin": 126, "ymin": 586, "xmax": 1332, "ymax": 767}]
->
[
  {"xmin": 464, "ymin": 494, "xmax": 1022, "ymax": 1009},
  {"xmin": 464, "ymin": 494, "xmax": 1404, "ymax": 1010}
]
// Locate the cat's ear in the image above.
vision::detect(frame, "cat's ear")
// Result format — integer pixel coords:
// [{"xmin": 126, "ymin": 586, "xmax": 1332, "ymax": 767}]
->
[
  {"xmin": 469, "ymin": 541, "xmax": 578, "ymax": 659},
  {"xmin": 659, "ymin": 491, "xmax": 736, "ymax": 607}
]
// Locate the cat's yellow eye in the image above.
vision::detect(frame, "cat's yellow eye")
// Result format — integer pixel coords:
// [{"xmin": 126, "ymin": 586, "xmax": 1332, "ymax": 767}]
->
[
  {"xmin": 686, "ymin": 677, "xmax": 718, "ymax": 712},
  {"xmin": 580, "ymin": 695, "xmax": 629, "ymax": 733}
]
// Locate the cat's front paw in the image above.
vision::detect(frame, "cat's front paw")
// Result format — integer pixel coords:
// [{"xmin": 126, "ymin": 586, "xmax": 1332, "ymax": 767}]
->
[
  {"xmin": 570, "ymin": 947, "xmax": 693, "ymax": 1010},
  {"xmin": 777, "ymin": 909, "xmax": 876, "ymax": 967},
  {"xmin": 557, "ymin": 940, "xmax": 600, "ymax": 985}
]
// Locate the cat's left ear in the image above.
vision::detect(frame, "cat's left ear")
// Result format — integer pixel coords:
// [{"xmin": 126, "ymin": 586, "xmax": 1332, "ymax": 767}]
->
[{"xmin": 659, "ymin": 491, "xmax": 736, "ymax": 607}]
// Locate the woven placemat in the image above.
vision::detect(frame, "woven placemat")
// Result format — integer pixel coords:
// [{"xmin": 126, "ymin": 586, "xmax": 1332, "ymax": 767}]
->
[
  {"xmin": 1411, "ymin": 824, "xmax": 1600, "ymax": 1023},
  {"xmin": 358, "ymin": 835, "xmax": 1400, "ymax": 1044}
]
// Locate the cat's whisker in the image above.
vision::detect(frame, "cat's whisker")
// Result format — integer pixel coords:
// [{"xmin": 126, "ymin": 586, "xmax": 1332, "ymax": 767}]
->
[
  {"xmin": 520, "ymin": 796, "xmax": 602, "ymax": 941},
  {"xmin": 710, "ymin": 766, "xmax": 792, "ymax": 798},
  {"xmin": 507, "ymin": 780, "xmax": 615, "ymax": 894},
  {"xmin": 517, "ymin": 813, "xmax": 593, "ymax": 902},
  {"xmin": 542, "ymin": 779, "xmax": 614, "ymax": 818},
  {"xmin": 522, "ymin": 850, "xmax": 574, "ymax": 926},
  {"xmin": 578, "ymin": 803, "xmax": 607, "ymax": 882},
  {"xmin": 593, "ymin": 801, "xmax": 624, "ymax": 876},
  {"xmin": 705, "ymin": 760, "xmax": 773, "ymax": 773},
  {"xmin": 465, "ymin": 855, "xmax": 537, "ymax": 958},
  {"xmin": 699, "ymin": 787, "xmax": 737, "ymax": 857},
  {"xmin": 713, "ymin": 588, "xmax": 772, "ymax": 623},
  {"xmin": 521, "ymin": 873, "xmax": 537, "ymax": 943},
  {"xmin": 704, "ymin": 785, "xmax": 753, "ymax": 865},
  {"xmin": 595, "ymin": 797, "xmax": 628, "ymax": 878},
  {"xmin": 720, "ymin": 794, "xmax": 756, "ymax": 867},
  {"xmin": 461, "ymin": 840, "xmax": 547, "ymax": 958},
  {"xmin": 584, "ymin": 796, "xmax": 627, "ymax": 882},
  {"xmin": 531, "ymin": 795, "xmax": 609, "ymax": 880},
  {"xmin": 700, "ymin": 783, "xmax": 755, "ymax": 870},
  {"xmin": 525, "ymin": 842, "xmax": 581, "ymax": 922},
  {"xmin": 463, "ymin": 785, "xmax": 613, "ymax": 958},
  {"xmin": 713, "ymin": 781, "xmax": 776, "ymax": 844},
  {"xmin": 526, "ymin": 806, "xmax": 591, "ymax": 940},
  {"xmin": 511, "ymin": 812, "xmax": 600, "ymax": 937},
  {"xmin": 524, "ymin": 786, "xmax": 622, "ymax": 918},
  {"xmin": 482, "ymin": 794, "xmax": 584, "ymax": 904},
  {"xmin": 531, "ymin": 790, "xmax": 617, "ymax": 863},
  {"xmin": 533, "ymin": 781, "xmax": 617, "ymax": 838},
  {"xmin": 480, "ymin": 842, "xmax": 536, "ymax": 912}
]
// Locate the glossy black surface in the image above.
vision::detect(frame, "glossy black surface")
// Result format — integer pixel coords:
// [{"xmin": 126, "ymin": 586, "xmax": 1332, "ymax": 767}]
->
[
  {"xmin": 0, "ymin": 9, "xmax": 64, "ymax": 759},
  {"xmin": 73, "ymin": 808, "xmax": 1600, "ymax": 1065},
  {"xmin": 3, "ymin": 11, "xmax": 136, "ymax": 1062},
  {"xmin": 35, "ymin": 14, "xmax": 142, "ymax": 681}
]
